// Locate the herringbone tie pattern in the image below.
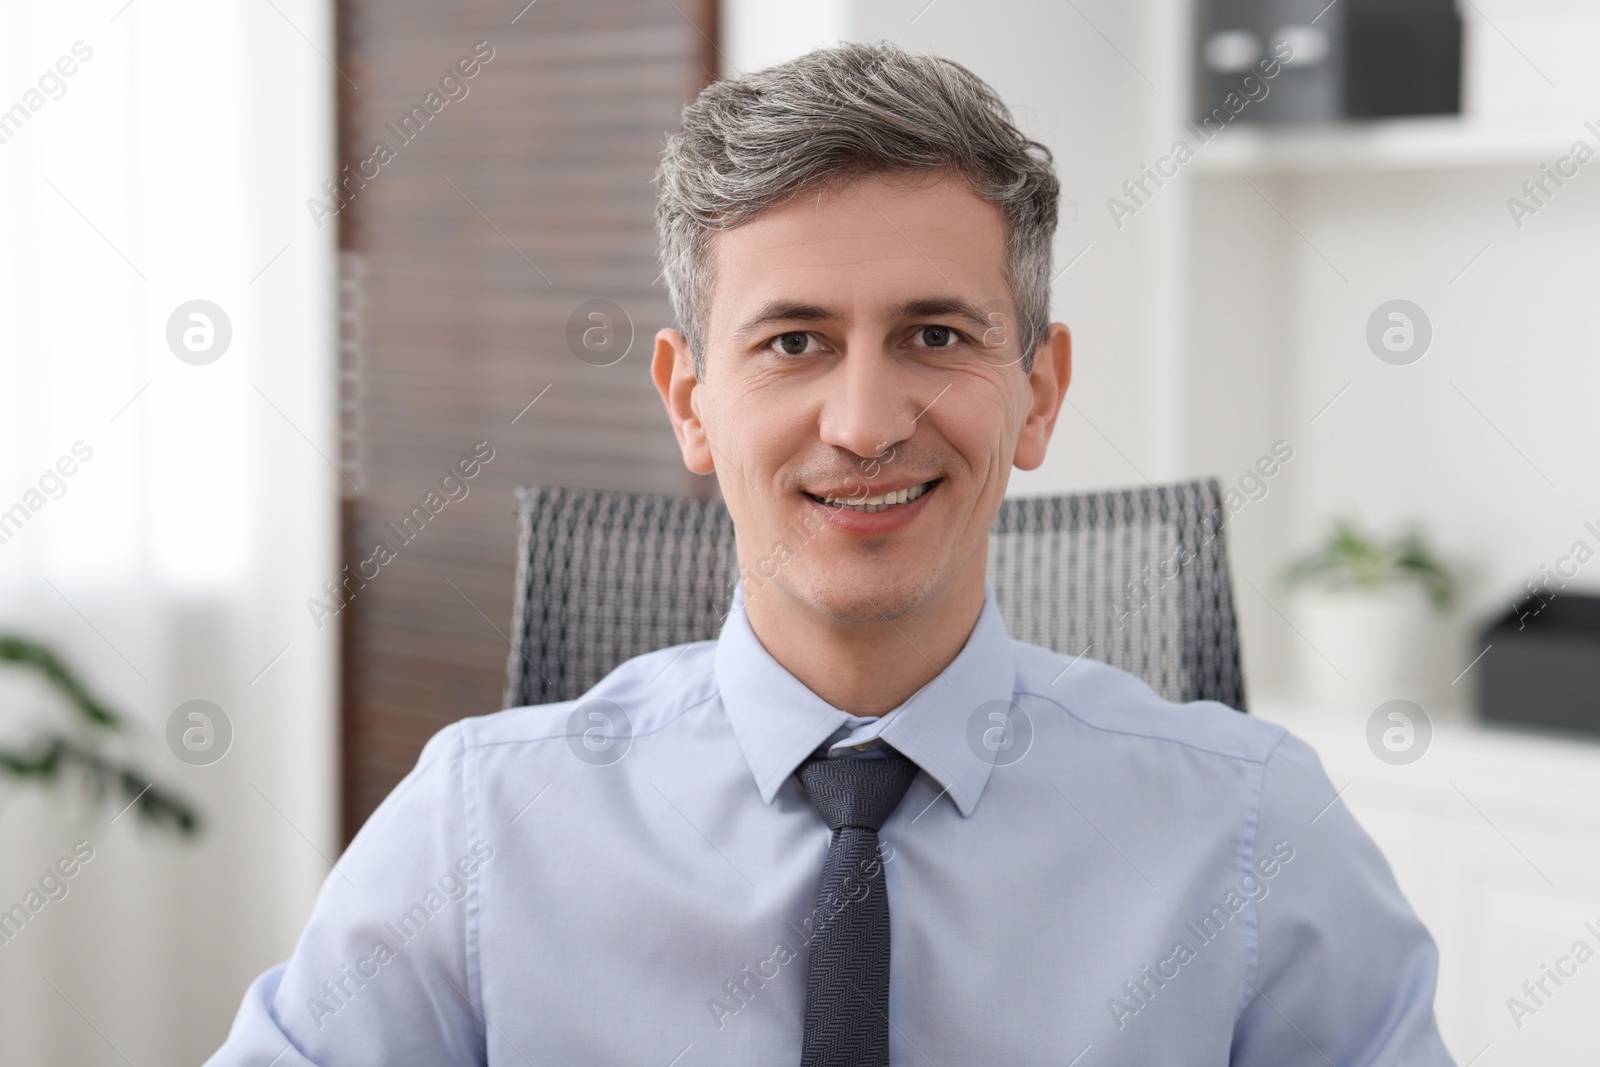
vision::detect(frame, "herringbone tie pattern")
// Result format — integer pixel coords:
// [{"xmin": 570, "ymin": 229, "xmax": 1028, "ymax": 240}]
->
[{"xmin": 794, "ymin": 750, "xmax": 921, "ymax": 1067}]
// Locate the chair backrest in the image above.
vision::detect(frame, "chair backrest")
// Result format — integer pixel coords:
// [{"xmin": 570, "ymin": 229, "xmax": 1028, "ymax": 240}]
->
[{"xmin": 505, "ymin": 480, "xmax": 1247, "ymax": 712}]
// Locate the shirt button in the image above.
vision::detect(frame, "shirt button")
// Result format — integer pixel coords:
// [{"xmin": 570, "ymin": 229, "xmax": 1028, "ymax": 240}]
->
[{"xmin": 853, "ymin": 742, "xmax": 873, "ymax": 751}]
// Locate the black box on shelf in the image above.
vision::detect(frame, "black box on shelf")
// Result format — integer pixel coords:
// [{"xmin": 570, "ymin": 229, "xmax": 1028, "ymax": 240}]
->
[
  {"xmin": 1479, "ymin": 593, "xmax": 1600, "ymax": 737},
  {"xmin": 1196, "ymin": 0, "xmax": 1461, "ymax": 125}
]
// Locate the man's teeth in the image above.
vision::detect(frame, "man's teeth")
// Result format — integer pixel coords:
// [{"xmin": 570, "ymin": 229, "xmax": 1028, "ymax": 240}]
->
[{"xmin": 823, "ymin": 481, "xmax": 932, "ymax": 513}]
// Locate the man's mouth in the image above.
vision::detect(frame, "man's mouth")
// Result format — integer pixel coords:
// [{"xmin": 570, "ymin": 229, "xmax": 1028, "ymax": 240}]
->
[{"xmin": 804, "ymin": 479, "xmax": 940, "ymax": 514}]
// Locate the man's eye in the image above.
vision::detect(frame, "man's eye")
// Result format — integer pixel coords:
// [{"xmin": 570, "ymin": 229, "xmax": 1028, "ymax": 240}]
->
[
  {"xmin": 915, "ymin": 325, "xmax": 959, "ymax": 348},
  {"xmin": 770, "ymin": 332, "xmax": 816, "ymax": 356}
]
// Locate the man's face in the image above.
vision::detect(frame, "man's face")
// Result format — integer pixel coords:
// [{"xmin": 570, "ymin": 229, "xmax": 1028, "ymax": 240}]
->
[{"xmin": 655, "ymin": 171, "xmax": 1069, "ymax": 625}]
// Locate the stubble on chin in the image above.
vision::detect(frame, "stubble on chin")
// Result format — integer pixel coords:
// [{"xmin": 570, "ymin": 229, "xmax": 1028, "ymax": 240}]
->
[{"xmin": 788, "ymin": 566, "xmax": 936, "ymax": 626}]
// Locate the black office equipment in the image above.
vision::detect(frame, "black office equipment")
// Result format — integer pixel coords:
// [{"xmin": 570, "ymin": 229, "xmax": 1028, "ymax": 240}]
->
[
  {"xmin": 1196, "ymin": 0, "xmax": 1461, "ymax": 125},
  {"xmin": 1343, "ymin": 0, "xmax": 1463, "ymax": 118},
  {"xmin": 1479, "ymin": 593, "xmax": 1600, "ymax": 737}
]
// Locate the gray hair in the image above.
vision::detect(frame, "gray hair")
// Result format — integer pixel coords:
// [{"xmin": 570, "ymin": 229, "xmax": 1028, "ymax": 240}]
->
[{"xmin": 655, "ymin": 41, "xmax": 1060, "ymax": 378}]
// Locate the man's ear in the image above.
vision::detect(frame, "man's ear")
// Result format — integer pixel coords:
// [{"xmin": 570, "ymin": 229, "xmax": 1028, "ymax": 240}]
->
[
  {"xmin": 1013, "ymin": 322, "xmax": 1072, "ymax": 472},
  {"xmin": 652, "ymin": 328, "xmax": 716, "ymax": 476}
]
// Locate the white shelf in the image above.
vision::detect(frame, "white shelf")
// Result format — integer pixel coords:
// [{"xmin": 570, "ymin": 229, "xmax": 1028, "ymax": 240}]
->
[
  {"xmin": 1189, "ymin": 116, "xmax": 1587, "ymax": 176},
  {"xmin": 1254, "ymin": 699, "xmax": 1600, "ymax": 824}
]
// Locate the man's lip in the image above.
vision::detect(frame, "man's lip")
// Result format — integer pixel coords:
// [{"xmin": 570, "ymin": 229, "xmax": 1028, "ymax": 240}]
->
[{"xmin": 801, "ymin": 476, "xmax": 941, "ymax": 501}]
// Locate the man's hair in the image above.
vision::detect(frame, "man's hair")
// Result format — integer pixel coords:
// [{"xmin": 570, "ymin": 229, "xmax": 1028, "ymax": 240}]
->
[{"xmin": 655, "ymin": 41, "xmax": 1060, "ymax": 378}]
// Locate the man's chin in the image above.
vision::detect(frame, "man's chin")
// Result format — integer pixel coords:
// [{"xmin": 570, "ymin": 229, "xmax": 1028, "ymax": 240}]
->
[{"xmin": 781, "ymin": 571, "xmax": 937, "ymax": 626}]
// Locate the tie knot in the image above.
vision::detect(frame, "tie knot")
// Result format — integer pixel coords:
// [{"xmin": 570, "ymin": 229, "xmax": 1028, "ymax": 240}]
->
[{"xmin": 795, "ymin": 749, "xmax": 921, "ymax": 832}]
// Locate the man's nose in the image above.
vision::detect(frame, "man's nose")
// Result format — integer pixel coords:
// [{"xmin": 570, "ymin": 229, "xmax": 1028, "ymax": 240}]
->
[{"xmin": 816, "ymin": 347, "xmax": 920, "ymax": 461}]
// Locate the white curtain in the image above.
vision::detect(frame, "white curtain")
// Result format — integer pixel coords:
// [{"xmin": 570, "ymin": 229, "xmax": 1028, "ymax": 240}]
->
[{"xmin": 0, "ymin": 1, "xmax": 337, "ymax": 1062}]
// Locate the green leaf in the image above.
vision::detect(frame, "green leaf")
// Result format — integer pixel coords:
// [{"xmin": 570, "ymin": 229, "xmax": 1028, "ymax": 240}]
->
[
  {"xmin": 0, "ymin": 635, "xmax": 123, "ymax": 728},
  {"xmin": 1, "ymin": 635, "xmax": 202, "ymax": 838}
]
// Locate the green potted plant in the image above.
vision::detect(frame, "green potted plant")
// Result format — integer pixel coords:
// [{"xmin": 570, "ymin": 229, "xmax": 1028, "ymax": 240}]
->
[
  {"xmin": 1281, "ymin": 518, "xmax": 1460, "ymax": 710},
  {"xmin": 1, "ymin": 635, "xmax": 200, "ymax": 836}
]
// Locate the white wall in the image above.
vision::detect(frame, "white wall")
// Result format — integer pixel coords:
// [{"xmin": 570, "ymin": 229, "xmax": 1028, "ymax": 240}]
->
[{"xmin": 722, "ymin": 0, "xmax": 851, "ymax": 76}]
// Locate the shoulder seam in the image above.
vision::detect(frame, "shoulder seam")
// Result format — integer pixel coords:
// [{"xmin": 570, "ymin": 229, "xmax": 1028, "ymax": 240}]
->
[
  {"xmin": 463, "ymin": 685, "xmax": 723, "ymax": 751},
  {"xmin": 1236, "ymin": 731, "xmax": 1286, "ymax": 1022},
  {"xmin": 1016, "ymin": 685, "xmax": 1284, "ymax": 766}
]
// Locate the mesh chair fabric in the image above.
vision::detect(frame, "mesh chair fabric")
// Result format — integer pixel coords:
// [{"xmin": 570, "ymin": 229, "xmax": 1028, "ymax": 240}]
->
[{"xmin": 504, "ymin": 480, "xmax": 1245, "ymax": 712}]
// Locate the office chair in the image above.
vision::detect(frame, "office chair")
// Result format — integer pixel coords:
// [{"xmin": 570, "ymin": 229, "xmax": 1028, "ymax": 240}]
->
[{"xmin": 504, "ymin": 480, "xmax": 1247, "ymax": 712}]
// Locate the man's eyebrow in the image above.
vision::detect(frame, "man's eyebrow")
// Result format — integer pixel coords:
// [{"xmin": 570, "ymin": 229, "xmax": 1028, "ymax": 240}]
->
[
  {"xmin": 731, "ymin": 297, "xmax": 994, "ymax": 338},
  {"xmin": 893, "ymin": 298, "xmax": 992, "ymax": 332},
  {"xmin": 733, "ymin": 302, "xmax": 837, "ymax": 337}
]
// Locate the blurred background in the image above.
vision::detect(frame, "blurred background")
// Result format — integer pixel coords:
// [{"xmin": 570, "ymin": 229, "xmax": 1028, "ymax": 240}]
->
[{"xmin": 4, "ymin": 0, "xmax": 1600, "ymax": 1062}]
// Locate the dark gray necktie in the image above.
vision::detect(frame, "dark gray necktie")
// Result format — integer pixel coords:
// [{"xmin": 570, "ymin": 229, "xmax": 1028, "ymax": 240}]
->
[{"xmin": 794, "ymin": 748, "xmax": 921, "ymax": 1067}]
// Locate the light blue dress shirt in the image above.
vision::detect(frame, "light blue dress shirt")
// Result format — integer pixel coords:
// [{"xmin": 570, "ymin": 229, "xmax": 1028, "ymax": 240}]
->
[{"xmin": 208, "ymin": 583, "xmax": 1455, "ymax": 1066}]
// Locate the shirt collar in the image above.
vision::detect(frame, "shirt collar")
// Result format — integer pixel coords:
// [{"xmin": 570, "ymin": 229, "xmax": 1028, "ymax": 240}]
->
[{"xmin": 714, "ymin": 581, "xmax": 1016, "ymax": 817}]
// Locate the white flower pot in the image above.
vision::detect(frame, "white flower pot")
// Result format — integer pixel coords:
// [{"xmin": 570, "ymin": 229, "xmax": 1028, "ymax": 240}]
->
[{"xmin": 1292, "ymin": 584, "xmax": 1438, "ymax": 713}]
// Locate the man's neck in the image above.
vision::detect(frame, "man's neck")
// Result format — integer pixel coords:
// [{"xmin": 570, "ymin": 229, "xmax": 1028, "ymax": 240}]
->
[{"xmin": 739, "ymin": 572, "xmax": 987, "ymax": 717}]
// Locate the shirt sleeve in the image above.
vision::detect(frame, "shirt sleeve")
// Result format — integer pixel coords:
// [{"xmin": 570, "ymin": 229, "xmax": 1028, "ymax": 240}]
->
[
  {"xmin": 204, "ymin": 723, "xmax": 487, "ymax": 1067},
  {"xmin": 1231, "ymin": 731, "xmax": 1457, "ymax": 1067}
]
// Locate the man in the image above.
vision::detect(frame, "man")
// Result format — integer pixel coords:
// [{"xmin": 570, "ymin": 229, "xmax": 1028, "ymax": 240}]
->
[{"xmin": 209, "ymin": 42, "xmax": 1455, "ymax": 1066}]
